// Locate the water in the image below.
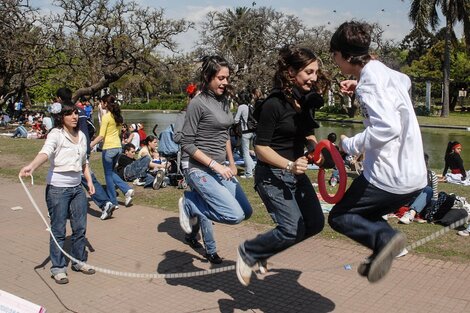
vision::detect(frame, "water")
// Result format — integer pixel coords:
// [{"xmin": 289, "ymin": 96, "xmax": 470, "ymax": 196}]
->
[{"xmin": 119, "ymin": 111, "xmax": 470, "ymax": 171}]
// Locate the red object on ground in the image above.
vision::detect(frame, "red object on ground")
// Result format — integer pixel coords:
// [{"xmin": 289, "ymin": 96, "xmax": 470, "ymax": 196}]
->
[{"xmin": 309, "ymin": 140, "xmax": 347, "ymax": 204}]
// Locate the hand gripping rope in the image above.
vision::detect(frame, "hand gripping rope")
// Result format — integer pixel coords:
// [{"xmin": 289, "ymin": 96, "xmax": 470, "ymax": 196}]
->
[
  {"xmin": 18, "ymin": 174, "xmax": 469, "ymax": 279},
  {"xmin": 18, "ymin": 175, "xmax": 234, "ymax": 279},
  {"xmin": 307, "ymin": 139, "xmax": 347, "ymax": 204}
]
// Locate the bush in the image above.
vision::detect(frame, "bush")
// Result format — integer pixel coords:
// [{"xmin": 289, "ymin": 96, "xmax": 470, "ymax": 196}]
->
[
  {"xmin": 319, "ymin": 105, "xmax": 346, "ymax": 115},
  {"xmin": 414, "ymin": 105, "xmax": 431, "ymax": 116}
]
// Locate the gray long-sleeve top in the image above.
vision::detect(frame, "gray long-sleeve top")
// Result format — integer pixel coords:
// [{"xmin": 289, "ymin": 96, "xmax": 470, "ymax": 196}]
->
[{"xmin": 180, "ymin": 91, "xmax": 233, "ymax": 171}]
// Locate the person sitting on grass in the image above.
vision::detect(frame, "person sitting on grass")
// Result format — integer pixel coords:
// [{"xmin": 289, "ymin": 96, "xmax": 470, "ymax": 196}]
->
[
  {"xmin": 116, "ymin": 143, "xmax": 167, "ymax": 189},
  {"xmin": 442, "ymin": 141, "xmax": 467, "ymax": 181},
  {"xmin": 399, "ymin": 153, "xmax": 438, "ymax": 224}
]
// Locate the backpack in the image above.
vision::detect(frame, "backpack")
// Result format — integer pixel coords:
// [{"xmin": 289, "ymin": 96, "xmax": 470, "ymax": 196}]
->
[
  {"xmin": 424, "ymin": 192, "xmax": 456, "ymax": 222},
  {"xmin": 242, "ymin": 104, "xmax": 257, "ymax": 133}
]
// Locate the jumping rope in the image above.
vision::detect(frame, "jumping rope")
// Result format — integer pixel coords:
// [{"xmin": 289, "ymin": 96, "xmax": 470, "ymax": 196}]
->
[
  {"xmin": 18, "ymin": 175, "xmax": 234, "ymax": 279},
  {"xmin": 18, "ymin": 172, "xmax": 467, "ymax": 279}
]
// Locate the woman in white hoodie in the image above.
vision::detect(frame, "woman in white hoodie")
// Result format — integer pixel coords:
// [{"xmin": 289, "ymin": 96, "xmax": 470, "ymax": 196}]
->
[{"xmin": 328, "ymin": 21, "xmax": 427, "ymax": 283}]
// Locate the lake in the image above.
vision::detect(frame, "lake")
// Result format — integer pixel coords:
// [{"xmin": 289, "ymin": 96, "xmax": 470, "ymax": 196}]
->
[{"xmin": 116, "ymin": 111, "xmax": 470, "ymax": 171}]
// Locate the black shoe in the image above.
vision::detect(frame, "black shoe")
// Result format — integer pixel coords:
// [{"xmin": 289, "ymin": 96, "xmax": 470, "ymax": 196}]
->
[
  {"xmin": 184, "ymin": 237, "xmax": 203, "ymax": 249},
  {"xmin": 205, "ymin": 253, "xmax": 223, "ymax": 264}
]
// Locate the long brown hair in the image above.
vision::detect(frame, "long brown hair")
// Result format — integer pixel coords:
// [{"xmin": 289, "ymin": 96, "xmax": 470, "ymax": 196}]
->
[{"xmin": 102, "ymin": 94, "xmax": 123, "ymax": 125}]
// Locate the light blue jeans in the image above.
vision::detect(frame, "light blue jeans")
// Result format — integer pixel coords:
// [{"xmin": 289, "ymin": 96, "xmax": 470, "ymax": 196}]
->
[
  {"xmin": 409, "ymin": 186, "xmax": 433, "ymax": 213},
  {"xmin": 102, "ymin": 148, "xmax": 131, "ymax": 206},
  {"xmin": 241, "ymin": 132, "xmax": 255, "ymax": 177},
  {"xmin": 184, "ymin": 168, "xmax": 253, "ymax": 254},
  {"xmin": 46, "ymin": 185, "xmax": 88, "ymax": 275}
]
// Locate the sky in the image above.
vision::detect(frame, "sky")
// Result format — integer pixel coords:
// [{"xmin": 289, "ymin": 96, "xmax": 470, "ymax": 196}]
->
[{"xmin": 36, "ymin": 0, "xmax": 462, "ymax": 54}]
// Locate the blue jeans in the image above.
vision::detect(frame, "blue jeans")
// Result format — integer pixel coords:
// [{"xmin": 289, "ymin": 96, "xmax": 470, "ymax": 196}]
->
[
  {"xmin": 123, "ymin": 156, "xmax": 155, "ymax": 188},
  {"xmin": 102, "ymin": 148, "xmax": 131, "ymax": 206},
  {"xmin": 81, "ymin": 171, "xmax": 110, "ymax": 209},
  {"xmin": 241, "ymin": 132, "xmax": 255, "ymax": 176},
  {"xmin": 409, "ymin": 186, "xmax": 433, "ymax": 213},
  {"xmin": 240, "ymin": 165, "xmax": 324, "ymax": 266},
  {"xmin": 184, "ymin": 168, "xmax": 253, "ymax": 254},
  {"xmin": 46, "ymin": 185, "xmax": 88, "ymax": 275},
  {"xmin": 328, "ymin": 175, "xmax": 421, "ymax": 254}
]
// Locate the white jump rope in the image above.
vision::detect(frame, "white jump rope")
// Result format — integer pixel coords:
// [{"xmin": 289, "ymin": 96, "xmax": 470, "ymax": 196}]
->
[{"xmin": 19, "ymin": 175, "xmax": 467, "ymax": 279}]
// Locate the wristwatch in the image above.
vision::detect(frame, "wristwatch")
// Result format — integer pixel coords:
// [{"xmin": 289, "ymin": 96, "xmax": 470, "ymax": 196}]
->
[{"xmin": 286, "ymin": 161, "xmax": 294, "ymax": 171}]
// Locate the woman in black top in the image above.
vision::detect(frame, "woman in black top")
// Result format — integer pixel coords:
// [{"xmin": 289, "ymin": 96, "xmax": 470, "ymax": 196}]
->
[
  {"xmin": 443, "ymin": 141, "xmax": 466, "ymax": 180},
  {"xmin": 236, "ymin": 46, "xmax": 325, "ymax": 286}
]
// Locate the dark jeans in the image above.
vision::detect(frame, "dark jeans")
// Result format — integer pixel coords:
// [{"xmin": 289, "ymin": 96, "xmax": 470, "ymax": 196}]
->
[
  {"xmin": 46, "ymin": 185, "xmax": 88, "ymax": 275},
  {"xmin": 240, "ymin": 165, "xmax": 324, "ymax": 266},
  {"xmin": 328, "ymin": 175, "xmax": 421, "ymax": 254}
]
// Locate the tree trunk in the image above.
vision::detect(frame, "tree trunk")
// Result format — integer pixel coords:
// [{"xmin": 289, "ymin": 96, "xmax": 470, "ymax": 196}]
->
[{"xmin": 440, "ymin": 16, "xmax": 451, "ymax": 117}]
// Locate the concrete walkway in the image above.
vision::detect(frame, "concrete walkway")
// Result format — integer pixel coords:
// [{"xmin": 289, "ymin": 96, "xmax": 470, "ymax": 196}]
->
[{"xmin": 1, "ymin": 178, "xmax": 469, "ymax": 313}]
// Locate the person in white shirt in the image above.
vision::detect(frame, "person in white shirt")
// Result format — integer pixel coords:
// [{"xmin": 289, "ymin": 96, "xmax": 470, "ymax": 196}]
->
[
  {"xmin": 327, "ymin": 21, "xmax": 427, "ymax": 283},
  {"xmin": 19, "ymin": 99, "xmax": 96, "ymax": 285}
]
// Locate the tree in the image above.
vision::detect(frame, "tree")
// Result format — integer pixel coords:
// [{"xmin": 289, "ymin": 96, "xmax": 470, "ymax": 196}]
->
[
  {"xmin": 48, "ymin": 0, "xmax": 193, "ymax": 101},
  {"xmin": 406, "ymin": 0, "xmax": 470, "ymax": 117}
]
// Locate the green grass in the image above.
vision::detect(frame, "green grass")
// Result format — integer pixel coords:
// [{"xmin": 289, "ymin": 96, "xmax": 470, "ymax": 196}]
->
[{"xmin": 2, "ymin": 135, "xmax": 469, "ymax": 263}]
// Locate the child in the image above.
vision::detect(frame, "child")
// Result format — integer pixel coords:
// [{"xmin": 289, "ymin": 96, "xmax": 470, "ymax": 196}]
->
[{"xmin": 327, "ymin": 21, "xmax": 427, "ymax": 283}]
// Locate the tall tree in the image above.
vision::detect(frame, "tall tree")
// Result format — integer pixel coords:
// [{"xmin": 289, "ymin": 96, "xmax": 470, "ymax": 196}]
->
[
  {"xmin": 49, "ymin": 0, "xmax": 192, "ymax": 101},
  {"xmin": 406, "ymin": 0, "xmax": 470, "ymax": 117}
]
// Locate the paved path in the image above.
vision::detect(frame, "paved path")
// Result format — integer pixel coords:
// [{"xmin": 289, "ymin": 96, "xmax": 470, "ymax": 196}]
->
[{"xmin": 1, "ymin": 178, "xmax": 469, "ymax": 313}]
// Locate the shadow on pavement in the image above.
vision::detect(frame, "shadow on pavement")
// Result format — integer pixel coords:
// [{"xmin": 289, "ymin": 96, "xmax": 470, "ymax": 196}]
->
[{"xmin": 157, "ymin": 250, "xmax": 335, "ymax": 313}]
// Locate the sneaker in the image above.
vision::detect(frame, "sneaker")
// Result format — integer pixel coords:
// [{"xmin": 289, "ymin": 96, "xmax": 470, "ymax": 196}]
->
[
  {"xmin": 357, "ymin": 257, "xmax": 372, "ymax": 277},
  {"xmin": 133, "ymin": 178, "xmax": 146, "ymax": 186},
  {"xmin": 205, "ymin": 252, "xmax": 223, "ymax": 264},
  {"xmin": 396, "ymin": 248, "xmax": 409, "ymax": 258},
  {"xmin": 236, "ymin": 246, "xmax": 253, "ymax": 286},
  {"xmin": 72, "ymin": 264, "xmax": 96, "ymax": 275},
  {"xmin": 239, "ymin": 174, "xmax": 253, "ymax": 179},
  {"xmin": 399, "ymin": 211, "xmax": 413, "ymax": 224},
  {"xmin": 152, "ymin": 170, "xmax": 165, "ymax": 190},
  {"xmin": 367, "ymin": 232, "xmax": 406, "ymax": 283},
  {"xmin": 184, "ymin": 236, "xmax": 203, "ymax": 249},
  {"xmin": 100, "ymin": 202, "xmax": 115, "ymax": 220},
  {"xmin": 125, "ymin": 189, "xmax": 134, "ymax": 207},
  {"xmin": 178, "ymin": 197, "xmax": 192, "ymax": 234},
  {"xmin": 458, "ymin": 229, "xmax": 470, "ymax": 237},
  {"xmin": 51, "ymin": 272, "xmax": 69, "ymax": 284},
  {"xmin": 258, "ymin": 260, "xmax": 268, "ymax": 274}
]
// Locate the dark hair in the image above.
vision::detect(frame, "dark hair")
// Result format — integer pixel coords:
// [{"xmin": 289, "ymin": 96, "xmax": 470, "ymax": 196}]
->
[
  {"xmin": 445, "ymin": 141, "xmax": 461, "ymax": 156},
  {"xmin": 327, "ymin": 132, "xmax": 337, "ymax": 143},
  {"xmin": 273, "ymin": 45, "xmax": 318, "ymax": 93},
  {"xmin": 53, "ymin": 103, "xmax": 79, "ymax": 130},
  {"xmin": 101, "ymin": 94, "xmax": 123, "ymax": 125},
  {"xmin": 123, "ymin": 143, "xmax": 136, "ymax": 152},
  {"xmin": 330, "ymin": 20, "xmax": 372, "ymax": 66},
  {"xmin": 199, "ymin": 55, "xmax": 230, "ymax": 93},
  {"xmin": 56, "ymin": 87, "xmax": 73, "ymax": 106},
  {"xmin": 143, "ymin": 135, "xmax": 157, "ymax": 146}
]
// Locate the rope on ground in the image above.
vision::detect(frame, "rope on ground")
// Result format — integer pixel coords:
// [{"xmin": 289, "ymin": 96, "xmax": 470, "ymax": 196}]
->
[
  {"xmin": 19, "ymin": 175, "xmax": 235, "ymax": 279},
  {"xmin": 19, "ymin": 175, "xmax": 467, "ymax": 279}
]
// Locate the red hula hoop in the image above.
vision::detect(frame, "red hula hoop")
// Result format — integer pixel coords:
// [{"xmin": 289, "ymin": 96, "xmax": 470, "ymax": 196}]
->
[{"xmin": 310, "ymin": 140, "xmax": 347, "ymax": 204}]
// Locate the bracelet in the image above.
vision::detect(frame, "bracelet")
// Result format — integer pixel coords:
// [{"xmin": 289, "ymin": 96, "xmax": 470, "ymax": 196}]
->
[
  {"xmin": 208, "ymin": 160, "xmax": 217, "ymax": 169},
  {"xmin": 286, "ymin": 161, "xmax": 294, "ymax": 172}
]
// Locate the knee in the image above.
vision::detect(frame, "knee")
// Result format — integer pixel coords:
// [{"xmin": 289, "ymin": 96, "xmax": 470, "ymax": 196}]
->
[
  {"xmin": 327, "ymin": 212, "xmax": 341, "ymax": 231},
  {"xmin": 304, "ymin": 220, "xmax": 324, "ymax": 238}
]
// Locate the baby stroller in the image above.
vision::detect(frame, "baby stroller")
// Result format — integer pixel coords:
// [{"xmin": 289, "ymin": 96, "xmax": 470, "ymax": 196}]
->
[{"xmin": 156, "ymin": 124, "xmax": 187, "ymax": 189}]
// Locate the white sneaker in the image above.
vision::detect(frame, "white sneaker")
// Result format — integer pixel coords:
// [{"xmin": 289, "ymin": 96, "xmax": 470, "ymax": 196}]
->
[
  {"xmin": 100, "ymin": 202, "xmax": 115, "ymax": 220},
  {"xmin": 457, "ymin": 229, "xmax": 470, "ymax": 237},
  {"xmin": 399, "ymin": 212, "xmax": 413, "ymax": 225},
  {"xmin": 125, "ymin": 189, "xmax": 134, "ymax": 207},
  {"xmin": 396, "ymin": 248, "xmax": 409, "ymax": 258},
  {"xmin": 133, "ymin": 178, "xmax": 145, "ymax": 186},
  {"xmin": 236, "ymin": 246, "xmax": 253, "ymax": 286},
  {"xmin": 178, "ymin": 197, "xmax": 192, "ymax": 234}
]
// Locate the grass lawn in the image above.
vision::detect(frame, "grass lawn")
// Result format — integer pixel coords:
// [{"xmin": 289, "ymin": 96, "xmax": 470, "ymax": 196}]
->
[{"xmin": 1, "ymin": 128, "xmax": 469, "ymax": 263}]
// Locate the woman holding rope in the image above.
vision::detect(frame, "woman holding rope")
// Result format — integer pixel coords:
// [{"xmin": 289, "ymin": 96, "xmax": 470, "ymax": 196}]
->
[
  {"xmin": 19, "ymin": 98, "xmax": 96, "ymax": 285},
  {"xmin": 236, "ymin": 45, "xmax": 325, "ymax": 286}
]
